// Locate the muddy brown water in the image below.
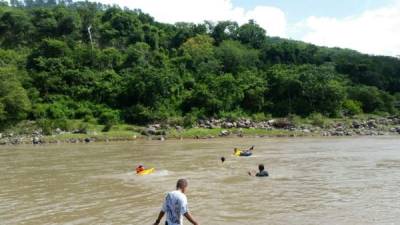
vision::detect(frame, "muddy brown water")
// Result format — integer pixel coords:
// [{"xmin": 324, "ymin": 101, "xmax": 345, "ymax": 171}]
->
[{"xmin": 1, "ymin": 137, "xmax": 400, "ymax": 225}]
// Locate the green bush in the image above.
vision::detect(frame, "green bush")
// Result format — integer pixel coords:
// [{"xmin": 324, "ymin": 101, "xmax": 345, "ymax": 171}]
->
[
  {"xmin": 37, "ymin": 119, "xmax": 53, "ymax": 135},
  {"xmin": 75, "ymin": 104, "xmax": 93, "ymax": 119},
  {"xmin": 251, "ymin": 113, "xmax": 272, "ymax": 122},
  {"xmin": 76, "ymin": 122, "xmax": 89, "ymax": 134},
  {"xmin": 167, "ymin": 116, "xmax": 184, "ymax": 126},
  {"xmin": 183, "ymin": 114, "xmax": 196, "ymax": 128},
  {"xmin": 219, "ymin": 110, "xmax": 247, "ymax": 121},
  {"xmin": 308, "ymin": 113, "xmax": 327, "ymax": 128},
  {"xmin": 83, "ymin": 115, "xmax": 96, "ymax": 123},
  {"xmin": 98, "ymin": 109, "xmax": 120, "ymax": 125},
  {"xmin": 102, "ymin": 123, "xmax": 113, "ymax": 132},
  {"xmin": 52, "ymin": 119, "xmax": 74, "ymax": 131},
  {"xmin": 288, "ymin": 114, "xmax": 303, "ymax": 127},
  {"xmin": 342, "ymin": 100, "xmax": 363, "ymax": 115},
  {"xmin": 47, "ymin": 102, "xmax": 70, "ymax": 119},
  {"xmin": 124, "ymin": 104, "xmax": 154, "ymax": 125}
]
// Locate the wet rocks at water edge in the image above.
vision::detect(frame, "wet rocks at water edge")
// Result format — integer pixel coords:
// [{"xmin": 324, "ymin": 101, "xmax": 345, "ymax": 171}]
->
[
  {"xmin": 141, "ymin": 124, "xmax": 167, "ymax": 140},
  {"xmin": 220, "ymin": 130, "xmax": 230, "ymax": 137},
  {"xmin": 194, "ymin": 116, "xmax": 400, "ymax": 137},
  {"xmin": 390, "ymin": 126, "xmax": 400, "ymax": 134},
  {"xmin": 198, "ymin": 117, "xmax": 290, "ymax": 132},
  {"xmin": 32, "ymin": 137, "xmax": 41, "ymax": 144}
]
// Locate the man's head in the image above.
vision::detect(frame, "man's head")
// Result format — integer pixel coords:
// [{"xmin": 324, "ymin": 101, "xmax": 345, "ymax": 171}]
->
[
  {"xmin": 234, "ymin": 148, "xmax": 239, "ymax": 153},
  {"xmin": 176, "ymin": 179, "xmax": 188, "ymax": 193},
  {"xmin": 221, "ymin": 157, "xmax": 225, "ymax": 163},
  {"xmin": 258, "ymin": 164, "xmax": 265, "ymax": 172}
]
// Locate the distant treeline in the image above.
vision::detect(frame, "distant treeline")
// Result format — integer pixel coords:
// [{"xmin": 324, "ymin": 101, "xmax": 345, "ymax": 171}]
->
[{"xmin": 1, "ymin": 0, "xmax": 400, "ymax": 129}]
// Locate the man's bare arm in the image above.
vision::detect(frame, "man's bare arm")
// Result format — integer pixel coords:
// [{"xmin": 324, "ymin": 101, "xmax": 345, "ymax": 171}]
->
[
  {"xmin": 184, "ymin": 212, "xmax": 199, "ymax": 225},
  {"xmin": 153, "ymin": 211, "xmax": 165, "ymax": 225}
]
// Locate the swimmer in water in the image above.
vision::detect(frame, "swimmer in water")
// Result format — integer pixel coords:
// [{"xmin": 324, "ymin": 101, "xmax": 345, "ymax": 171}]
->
[
  {"xmin": 248, "ymin": 164, "xmax": 269, "ymax": 177},
  {"xmin": 136, "ymin": 164, "xmax": 145, "ymax": 174},
  {"xmin": 221, "ymin": 157, "xmax": 226, "ymax": 163},
  {"xmin": 234, "ymin": 146, "xmax": 255, "ymax": 155}
]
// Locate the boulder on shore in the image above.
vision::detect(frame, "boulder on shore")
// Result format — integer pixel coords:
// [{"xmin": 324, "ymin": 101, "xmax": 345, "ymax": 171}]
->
[
  {"xmin": 33, "ymin": 137, "xmax": 41, "ymax": 144},
  {"xmin": 220, "ymin": 130, "xmax": 230, "ymax": 136}
]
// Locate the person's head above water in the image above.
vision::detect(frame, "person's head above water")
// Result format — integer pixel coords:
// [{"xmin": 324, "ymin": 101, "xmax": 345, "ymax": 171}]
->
[
  {"xmin": 234, "ymin": 148, "xmax": 239, "ymax": 153},
  {"xmin": 258, "ymin": 164, "xmax": 265, "ymax": 172},
  {"xmin": 176, "ymin": 179, "xmax": 188, "ymax": 193},
  {"xmin": 221, "ymin": 157, "xmax": 225, "ymax": 163}
]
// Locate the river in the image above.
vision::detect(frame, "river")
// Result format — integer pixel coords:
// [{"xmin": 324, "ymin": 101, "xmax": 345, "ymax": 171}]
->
[{"xmin": 1, "ymin": 137, "xmax": 400, "ymax": 225}]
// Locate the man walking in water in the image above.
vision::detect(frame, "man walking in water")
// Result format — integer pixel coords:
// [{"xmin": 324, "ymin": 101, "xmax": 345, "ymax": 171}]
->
[{"xmin": 153, "ymin": 179, "xmax": 199, "ymax": 225}]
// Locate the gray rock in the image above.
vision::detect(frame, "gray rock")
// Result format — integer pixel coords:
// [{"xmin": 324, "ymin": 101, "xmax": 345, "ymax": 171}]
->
[
  {"xmin": 220, "ymin": 130, "xmax": 230, "ymax": 136},
  {"xmin": 223, "ymin": 122, "xmax": 234, "ymax": 129},
  {"xmin": 336, "ymin": 126, "xmax": 344, "ymax": 132},
  {"xmin": 396, "ymin": 127, "xmax": 400, "ymax": 133},
  {"xmin": 352, "ymin": 121, "xmax": 362, "ymax": 129},
  {"xmin": 0, "ymin": 139, "xmax": 8, "ymax": 145},
  {"xmin": 11, "ymin": 138, "xmax": 21, "ymax": 145},
  {"xmin": 32, "ymin": 129, "xmax": 42, "ymax": 136},
  {"xmin": 33, "ymin": 137, "xmax": 41, "ymax": 144},
  {"xmin": 267, "ymin": 120, "xmax": 275, "ymax": 125},
  {"xmin": 367, "ymin": 120, "xmax": 377, "ymax": 128},
  {"xmin": 210, "ymin": 124, "xmax": 220, "ymax": 129},
  {"xmin": 334, "ymin": 131, "xmax": 345, "ymax": 136},
  {"xmin": 345, "ymin": 131, "xmax": 353, "ymax": 136},
  {"xmin": 237, "ymin": 121, "xmax": 246, "ymax": 128},
  {"xmin": 145, "ymin": 127, "xmax": 157, "ymax": 135},
  {"xmin": 321, "ymin": 132, "xmax": 330, "ymax": 136},
  {"xmin": 55, "ymin": 128, "xmax": 63, "ymax": 134}
]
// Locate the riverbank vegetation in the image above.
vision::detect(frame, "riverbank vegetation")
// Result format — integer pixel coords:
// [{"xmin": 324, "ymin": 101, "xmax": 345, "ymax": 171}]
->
[{"xmin": 1, "ymin": 0, "xmax": 400, "ymax": 136}]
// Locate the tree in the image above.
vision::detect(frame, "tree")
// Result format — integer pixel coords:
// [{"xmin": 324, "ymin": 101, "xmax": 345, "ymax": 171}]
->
[
  {"xmin": 348, "ymin": 86, "xmax": 395, "ymax": 113},
  {"xmin": 237, "ymin": 20, "xmax": 266, "ymax": 48},
  {"xmin": 211, "ymin": 21, "xmax": 238, "ymax": 45},
  {"xmin": 0, "ymin": 11, "xmax": 33, "ymax": 47},
  {"xmin": 267, "ymin": 64, "xmax": 346, "ymax": 116},
  {"xmin": 180, "ymin": 34, "xmax": 215, "ymax": 70},
  {"xmin": 215, "ymin": 40, "xmax": 259, "ymax": 74},
  {"xmin": 0, "ymin": 67, "xmax": 31, "ymax": 128}
]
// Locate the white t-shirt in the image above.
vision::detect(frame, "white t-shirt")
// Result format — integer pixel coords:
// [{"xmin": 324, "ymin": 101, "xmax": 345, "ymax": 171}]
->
[{"xmin": 162, "ymin": 190, "xmax": 188, "ymax": 225}]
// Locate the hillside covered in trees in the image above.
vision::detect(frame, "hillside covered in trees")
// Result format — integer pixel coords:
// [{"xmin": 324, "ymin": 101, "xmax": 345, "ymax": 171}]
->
[{"xmin": 1, "ymin": 0, "xmax": 400, "ymax": 131}]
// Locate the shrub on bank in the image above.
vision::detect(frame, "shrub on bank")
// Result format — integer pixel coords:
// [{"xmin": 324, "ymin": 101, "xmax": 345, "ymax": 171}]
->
[
  {"xmin": 308, "ymin": 113, "xmax": 328, "ymax": 128},
  {"xmin": 343, "ymin": 100, "xmax": 363, "ymax": 116}
]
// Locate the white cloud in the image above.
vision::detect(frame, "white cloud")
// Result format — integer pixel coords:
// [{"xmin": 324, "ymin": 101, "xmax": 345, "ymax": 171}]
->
[
  {"xmin": 88, "ymin": 0, "xmax": 287, "ymax": 37},
  {"xmin": 299, "ymin": 2, "xmax": 400, "ymax": 56}
]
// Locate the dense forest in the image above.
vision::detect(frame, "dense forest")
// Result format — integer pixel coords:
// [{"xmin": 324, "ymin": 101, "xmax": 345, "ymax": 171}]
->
[{"xmin": 1, "ymin": 0, "xmax": 400, "ymax": 130}]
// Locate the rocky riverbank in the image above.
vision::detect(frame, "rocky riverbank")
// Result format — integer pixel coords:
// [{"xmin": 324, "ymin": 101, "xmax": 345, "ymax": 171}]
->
[
  {"xmin": 194, "ymin": 116, "xmax": 400, "ymax": 137},
  {"xmin": 1, "ymin": 116, "xmax": 400, "ymax": 145}
]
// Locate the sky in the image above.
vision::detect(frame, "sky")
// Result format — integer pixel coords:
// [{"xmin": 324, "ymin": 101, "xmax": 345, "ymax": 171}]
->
[{"xmin": 88, "ymin": 0, "xmax": 400, "ymax": 56}]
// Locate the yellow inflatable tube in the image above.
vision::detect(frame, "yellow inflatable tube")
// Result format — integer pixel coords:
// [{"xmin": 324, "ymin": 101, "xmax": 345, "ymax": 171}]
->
[{"xmin": 137, "ymin": 168, "xmax": 155, "ymax": 175}]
